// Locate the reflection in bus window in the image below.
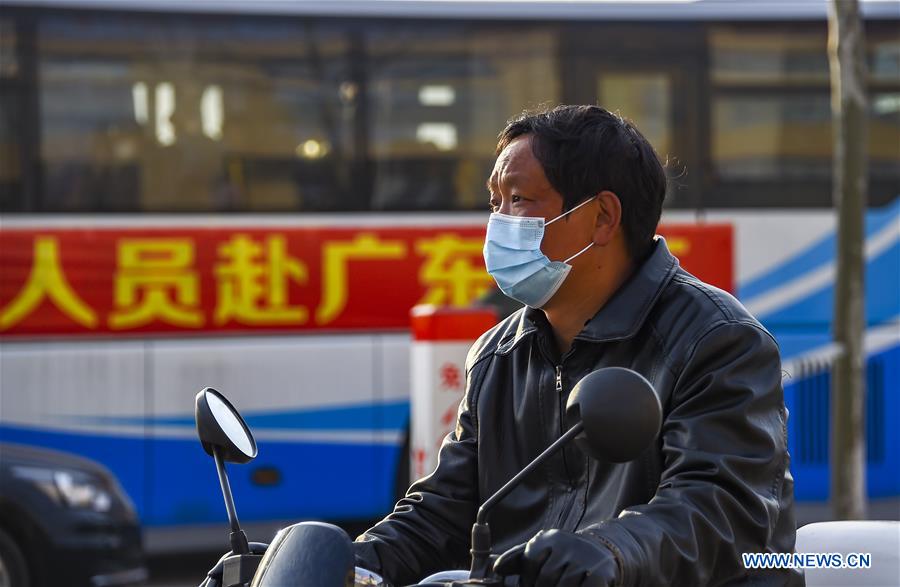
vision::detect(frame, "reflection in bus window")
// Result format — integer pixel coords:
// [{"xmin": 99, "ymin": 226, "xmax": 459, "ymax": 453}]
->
[
  {"xmin": 869, "ymin": 38, "xmax": 900, "ymax": 83},
  {"xmin": 367, "ymin": 25, "xmax": 559, "ymax": 211},
  {"xmin": 710, "ymin": 26, "xmax": 899, "ymax": 207},
  {"xmin": 598, "ymin": 73, "xmax": 672, "ymax": 160},
  {"xmin": 5, "ymin": 11, "xmax": 897, "ymax": 213},
  {"xmin": 870, "ymin": 91, "xmax": 900, "ymax": 179},
  {"xmin": 37, "ymin": 14, "xmax": 355, "ymax": 213},
  {"xmin": 40, "ymin": 59, "xmax": 140, "ymax": 211},
  {"xmin": 713, "ymin": 94, "xmax": 832, "ymax": 180},
  {"xmin": 710, "ymin": 28, "xmax": 830, "ymax": 85}
]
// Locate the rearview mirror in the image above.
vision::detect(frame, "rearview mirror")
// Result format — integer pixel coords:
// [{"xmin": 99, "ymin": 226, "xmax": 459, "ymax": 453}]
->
[
  {"xmin": 195, "ymin": 387, "xmax": 258, "ymax": 464},
  {"xmin": 565, "ymin": 367, "xmax": 661, "ymax": 463}
]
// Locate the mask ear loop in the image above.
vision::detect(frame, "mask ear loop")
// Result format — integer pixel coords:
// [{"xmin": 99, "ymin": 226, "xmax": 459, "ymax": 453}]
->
[
  {"xmin": 545, "ymin": 196, "xmax": 597, "ymax": 263},
  {"xmin": 564, "ymin": 241, "xmax": 594, "ymax": 264},
  {"xmin": 544, "ymin": 195, "xmax": 598, "ymax": 227}
]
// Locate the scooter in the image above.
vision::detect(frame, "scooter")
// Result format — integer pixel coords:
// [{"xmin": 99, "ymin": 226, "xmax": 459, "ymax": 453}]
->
[{"xmin": 194, "ymin": 367, "xmax": 665, "ymax": 587}]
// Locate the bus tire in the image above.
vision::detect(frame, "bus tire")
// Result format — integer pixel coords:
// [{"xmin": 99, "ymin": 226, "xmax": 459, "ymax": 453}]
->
[{"xmin": 0, "ymin": 527, "xmax": 30, "ymax": 587}]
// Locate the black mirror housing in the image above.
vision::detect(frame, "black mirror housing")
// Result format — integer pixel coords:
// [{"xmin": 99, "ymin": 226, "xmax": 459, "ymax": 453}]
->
[
  {"xmin": 566, "ymin": 367, "xmax": 662, "ymax": 463},
  {"xmin": 195, "ymin": 387, "xmax": 258, "ymax": 464}
]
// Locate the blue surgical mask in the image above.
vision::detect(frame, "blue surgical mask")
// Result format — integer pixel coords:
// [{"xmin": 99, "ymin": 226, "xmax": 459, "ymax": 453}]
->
[{"xmin": 483, "ymin": 197, "xmax": 596, "ymax": 308}]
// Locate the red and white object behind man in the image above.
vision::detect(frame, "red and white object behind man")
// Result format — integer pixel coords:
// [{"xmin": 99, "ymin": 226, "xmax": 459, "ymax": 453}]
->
[{"xmin": 409, "ymin": 305, "xmax": 496, "ymax": 482}]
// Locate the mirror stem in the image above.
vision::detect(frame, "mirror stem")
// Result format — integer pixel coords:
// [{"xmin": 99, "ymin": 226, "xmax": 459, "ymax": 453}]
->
[
  {"xmin": 476, "ymin": 421, "xmax": 583, "ymax": 525},
  {"xmin": 214, "ymin": 445, "xmax": 250, "ymax": 554},
  {"xmin": 470, "ymin": 421, "xmax": 583, "ymax": 579}
]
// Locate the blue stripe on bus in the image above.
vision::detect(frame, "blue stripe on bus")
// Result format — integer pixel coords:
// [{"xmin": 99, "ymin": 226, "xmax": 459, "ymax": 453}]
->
[
  {"xmin": 770, "ymin": 318, "xmax": 899, "ymax": 364},
  {"xmin": 760, "ymin": 240, "xmax": 900, "ymax": 328},
  {"xmin": 0, "ymin": 422, "xmax": 404, "ymax": 527},
  {"xmin": 774, "ymin": 333, "xmax": 832, "ymax": 362},
  {"xmin": 738, "ymin": 198, "xmax": 899, "ymax": 302},
  {"xmin": 69, "ymin": 400, "xmax": 410, "ymax": 432}
]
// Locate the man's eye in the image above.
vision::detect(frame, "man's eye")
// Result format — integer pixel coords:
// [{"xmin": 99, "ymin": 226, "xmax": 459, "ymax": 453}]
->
[{"xmin": 511, "ymin": 195, "xmax": 522, "ymax": 204}]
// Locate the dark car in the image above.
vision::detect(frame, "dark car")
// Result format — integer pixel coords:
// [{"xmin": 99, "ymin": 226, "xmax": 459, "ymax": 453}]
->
[{"xmin": 0, "ymin": 443, "xmax": 146, "ymax": 587}]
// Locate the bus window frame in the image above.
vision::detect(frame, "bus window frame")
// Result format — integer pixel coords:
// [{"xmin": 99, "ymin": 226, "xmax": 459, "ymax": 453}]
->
[
  {"xmin": 560, "ymin": 20, "xmax": 707, "ymax": 210},
  {"xmin": 1, "ymin": 9, "xmax": 41, "ymax": 213},
  {"xmin": 706, "ymin": 19, "xmax": 900, "ymax": 209},
  {"xmin": 3, "ymin": 9, "xmax": 898, "ymax": 214}
]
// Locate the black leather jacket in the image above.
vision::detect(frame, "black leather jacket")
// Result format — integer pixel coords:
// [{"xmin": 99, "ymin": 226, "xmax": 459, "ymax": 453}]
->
[{"xmin": 354, "ymin": 239, "xmax": 803, "ymax": 586}]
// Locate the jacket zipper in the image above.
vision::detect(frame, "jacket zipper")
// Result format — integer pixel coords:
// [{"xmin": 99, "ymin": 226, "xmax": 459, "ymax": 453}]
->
[
  {"xmin": 555, "ymin": 363, "xmax": 578, "ymax": 527},
  {"xmin": 556, "ymin": 364, "xmax": 573, "ymax": 483}
]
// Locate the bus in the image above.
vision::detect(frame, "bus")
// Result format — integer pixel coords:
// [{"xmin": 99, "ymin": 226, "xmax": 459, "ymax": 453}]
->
[{"xmin": 1, "ymin": 0, "xmax": 897, "ymax": 551}]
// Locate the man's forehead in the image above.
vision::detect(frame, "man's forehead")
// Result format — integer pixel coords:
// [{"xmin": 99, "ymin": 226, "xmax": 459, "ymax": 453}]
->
[
  {"xmin": 491, "ymin": 136, "xmax": 542, "ymax": 183},
  {"xmin": 495, "ymin": 135, "xmax": 532, "ymax": 167},
  {"xmin": 488, "ymin": 170, "xmax": 531, "ymax": 192}
]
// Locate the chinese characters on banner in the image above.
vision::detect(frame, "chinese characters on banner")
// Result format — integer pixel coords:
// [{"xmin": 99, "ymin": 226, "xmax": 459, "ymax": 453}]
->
[{"xmin": 0, "ymin": 225, "xmax": 732, "ymax": 337}]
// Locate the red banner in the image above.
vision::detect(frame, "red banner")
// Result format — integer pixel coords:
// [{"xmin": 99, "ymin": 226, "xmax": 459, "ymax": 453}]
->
[
  {"xmin": 0, "ymin": 223, "xmax": 732, "ymax": 337},
  {"xmin": 661, "ymin": 224, "xmax": 733, "ymax": 294}
]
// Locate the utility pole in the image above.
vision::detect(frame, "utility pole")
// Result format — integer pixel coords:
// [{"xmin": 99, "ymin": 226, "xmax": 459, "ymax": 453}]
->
[{"xmin": 827, "ymin": 0, "xmax": 868, "ymax": 520}]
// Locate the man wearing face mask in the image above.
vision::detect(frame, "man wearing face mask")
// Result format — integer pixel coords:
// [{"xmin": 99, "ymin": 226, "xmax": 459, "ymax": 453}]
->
[{"xmin": 353, "ymin": 105, "xmax": 802, "ymax": 587}]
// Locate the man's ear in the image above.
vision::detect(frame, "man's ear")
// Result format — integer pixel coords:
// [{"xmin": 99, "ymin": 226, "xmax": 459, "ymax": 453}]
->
[{"xmin": 592, "ymin": 190, "xmax": 622, "ymax": 247}]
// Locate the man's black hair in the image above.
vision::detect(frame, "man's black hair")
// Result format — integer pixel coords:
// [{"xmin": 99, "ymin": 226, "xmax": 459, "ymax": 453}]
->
[{"xmin": 496, "ymin": 105, "xmax": 667, "ymax": 260}]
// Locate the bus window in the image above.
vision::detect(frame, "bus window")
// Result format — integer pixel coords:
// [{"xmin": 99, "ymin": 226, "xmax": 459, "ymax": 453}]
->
[
  {"xmin": 598, "ymin": 73, "xmax": 673, "ymax": 162},
  {"xmin": 709, "ymin": 25, "xmax": 900, "ymax": 208},
  {"xmin": 871, "ymin": 91, "xmax": 900, "ymax": 181},
  {"xmin": 35, "ymin": 13, "xmax": 357, "ymax": 213},
  {"xmin": 712, "ymin": 93, "xmax": 832, "ymax": 181},
  {"xmin": 709, "ymin": 26, "xmax": 831, "ymax": 207},
  {"xmin": 366, "ymin": 23, "xmax": 559, "ymax": 211},
  {"xmin": 561, "ymin": 22, "xmax": 704, "ymax": 211},
  {"xmin": 869, "ymin": 36, "xmax": 900, "ymax": 194},
  {"xmin": 710, "ymin": 27, "xmax": 830, "ymax": 86},
  {"xmin": 0, "ymin": 17, "xmax": 23, "ymax": 212},
  {"xmin": 870, "ymin": 37, "xmax": 900, "ymax": 83}
]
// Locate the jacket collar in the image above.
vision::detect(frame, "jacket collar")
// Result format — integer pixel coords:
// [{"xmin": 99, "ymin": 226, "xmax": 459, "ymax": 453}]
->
[{"xmin": 505, "ymin": 237, "xmax": 679, "ymax": 350}]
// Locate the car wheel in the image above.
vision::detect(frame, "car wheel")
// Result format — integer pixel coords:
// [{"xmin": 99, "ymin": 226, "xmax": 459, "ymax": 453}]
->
[{"xmin": 0, "ymin": 528, "xmax": 29, "ymax": 587}]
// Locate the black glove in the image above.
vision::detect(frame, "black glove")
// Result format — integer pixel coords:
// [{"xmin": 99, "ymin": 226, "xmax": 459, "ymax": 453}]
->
[
  {"xmin": 200, "ymin": 542, "xmax": 269, "ymax": 587},
  {"xmin": 493, "ymin": 529, "xmax": 619, "ymax": 587}
]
